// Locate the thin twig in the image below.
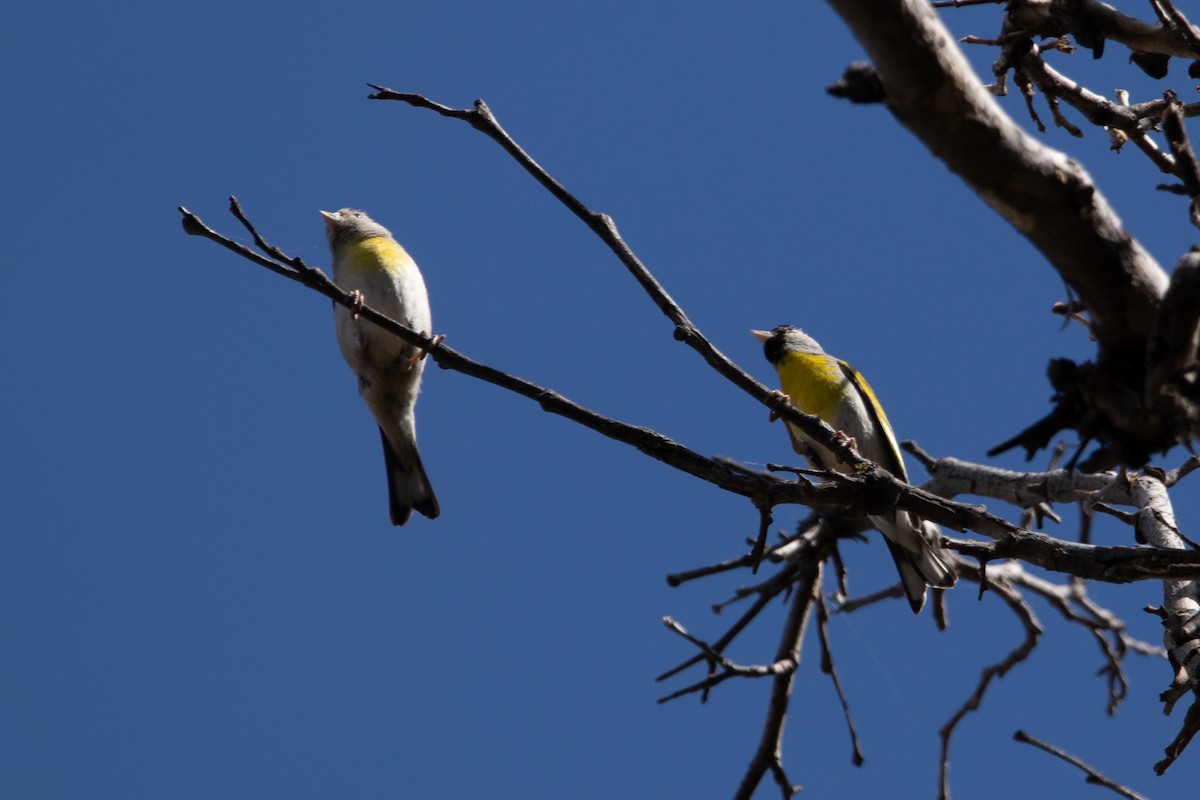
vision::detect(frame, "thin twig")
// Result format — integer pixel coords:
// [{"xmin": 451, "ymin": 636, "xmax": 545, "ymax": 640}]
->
[
  {"xmin": 656, "ymin": 566, "xmax": 798, "ymax": 687},
  {"xmin": 939, "ymin": 575, "xmax": 1043, "ymax": 800},
  {"xmin": 991, "ymin": 562, "xmax": 1166, "ymax": 714},
  {"xmin": 365, "ymin": 89, "xmax": 766, "ymax": 404},
  {"xmin": 1014, "ymin": 730, "xmax": 1149, "ymax": 800},
  {"xmin": 658, "ymin": 617, "xmax": 803, "ymax": 703},
  {"xmin": 816, "ymin": 593, "xmax": 865, "ymax": 766}
]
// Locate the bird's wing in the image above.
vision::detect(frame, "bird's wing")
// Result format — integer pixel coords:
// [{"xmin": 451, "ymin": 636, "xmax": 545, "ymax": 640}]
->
[
  {"xmin": 837, "ymin": 359, "xmax": 909, "ymax": 482},
  {"xmin": 783, "ymin": 421, "xmax": 827, "ymax": 469}
]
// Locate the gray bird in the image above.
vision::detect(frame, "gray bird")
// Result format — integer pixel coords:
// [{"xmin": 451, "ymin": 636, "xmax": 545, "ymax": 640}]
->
[
  {"xmin": 753, "ymin": 325, "xmax": 955, "ymax": 612},
  {"xmin": 322, "ymin": 208, "xmax": 439, "ymax": 525}
]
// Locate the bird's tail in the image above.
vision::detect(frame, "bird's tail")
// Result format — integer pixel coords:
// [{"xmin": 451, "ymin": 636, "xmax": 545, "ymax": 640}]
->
[
  {"xmin": 876, "ymin": 515, "xmax": 957, "ymax": 614},
  {"xmin": 379, "ymin": 426, "xmax": 440, "ymax": 526}
]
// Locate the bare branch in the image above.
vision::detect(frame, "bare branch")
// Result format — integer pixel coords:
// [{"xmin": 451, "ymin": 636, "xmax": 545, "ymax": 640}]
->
[
  {"xmin": 1146, "ymin": 252, "xmax": 1200, "ymax": 443},
  {"xmin": 1163, "ymin": 454, "xmax": 1200, "ymax": 487},
  {"xmin": 365, "ymin": 88, "xmax": 771, "ymax": 413},
  {"xmin": 825, "ymin": 0, "xmax": 1168, "ymax": 350},
  {"xmin": 823, "ymin": 0, "xmax": 1200, "ymax": 470},
  {"xmin": 990, "ymin": 561, "xmax": 1167, "ymax": 714},
  {"xmin": 180, "ymin": 204, "xmax": 789, "ymax": 503},
  {"xmin": 1157, "ymin": 97, "xmax": 1200, "ymax": 227},
  {"xmin": 657, "ymin": 564, "xmax": 802, "ymax": 688},
  {"xmin": 945, "ymin": 528, "xmax": 1200, "ymax": 582},
  {"xmin": 658, "ymin": 616, "xmax": 800, "ymax": 702},
  {"xmin": 657, "ymin": 519, "xmax": 835, "ymax": 687},
  {"xmin": 917, "ymin": 451, "xmax": 1131, "ymax": 507},
  {"xmin": 733, "ymin": 561, "xmax": 821, "ymax": 800},
  {"xmin": 939, "ymin": 574, "xmax": 1042, "ymax": 800},
  {"xmin": 816, "ymin": 593, "xmax": 865, "ymax": 766},
  {"xmin": 997, "ymin": 0, "xmax": 1200, "ymax": 60},
  {"xmin": 1147, "ymin": 0, "xmax": 1200, "ymax": 55},
  {"xmin": 1014, "ymin": 730, "xmax": 1150, "ymax": 800},
  {"xmin": 1130, "ymin": 475, "xmax": 1200, "ymax": 773},
  {"xmin": 831, "ymin": 583, "xmax": 905, "ymax": 614},
  {"xmin": 1156, "ymin": 699, "xmax": 1200, "ymax": 775},
  {"xmin": 1011, "ymin": 47, "xmax": 1177, "ymax": 173}
]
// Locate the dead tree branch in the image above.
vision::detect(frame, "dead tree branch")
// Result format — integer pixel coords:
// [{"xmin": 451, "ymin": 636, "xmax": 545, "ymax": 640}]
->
[
  {"xmin": 732, "ymin": 560, "xmax": 822, "ymax": 800},
  {"xmin": 1131, "ymin": 475, "xmax": 1200, "ymax": 774},
  {"xmin": 1014, "ymin": 729, "xmax": 1150, "ymax": 800},
  {"xmin": 938, "ymin": 573, "xmax": 1042, "ymax": 800},
  {"xmin": 824, "ymin": 0, "xmax": 1167, "ymax": 349},
  {"xmin": 824, "ymin": 0, "xmax": 1200, "ymax": 471}
]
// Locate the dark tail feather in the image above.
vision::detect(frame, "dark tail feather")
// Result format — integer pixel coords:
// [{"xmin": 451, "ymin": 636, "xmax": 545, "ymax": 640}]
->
[
  {"xmin": 379, "ymin": 427, "xmax": 439, "ymax": 526},
  {"xmin": 884, "ymin": 537, "xmax": 931, "ymax": 614},
  {"xmin": 882, "ymin": 531, "xmax": 957, "ymax": 615}
]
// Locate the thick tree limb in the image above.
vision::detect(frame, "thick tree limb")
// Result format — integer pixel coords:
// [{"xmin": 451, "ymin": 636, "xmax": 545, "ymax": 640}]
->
[
  {"xmin": 1130, "ymin": 475, "xmax": 1200, "ymax": 774},
  {"xmin": 824, "ymin": 0, "xmax": 1168, "ymax": 349},
  {"xmin": 1146, "ymin": 251, "xmax": 1200, "ymax": 442},
  {"xmin": 1002, "ymin": 0, "xmax": 1200, "ymax": 60},
  {"xmin": 825, "ymin": 0, "xmax": 1200, "ymax": 471}
]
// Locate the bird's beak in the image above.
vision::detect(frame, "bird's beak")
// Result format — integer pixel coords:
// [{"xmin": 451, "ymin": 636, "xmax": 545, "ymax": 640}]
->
[
  {"xmin": 319, "ymin": 210, "xmax": 337, "ymax": 231},
  {"xmin": 750, "ymin": 329, "xmax": 771, "ymax": 344}
]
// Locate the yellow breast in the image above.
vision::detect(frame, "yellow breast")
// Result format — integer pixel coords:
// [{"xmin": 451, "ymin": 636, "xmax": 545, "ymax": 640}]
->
[
  {"xmin": 338, "ymin": 236, "xmax": 413, "ymax": 276},
  {"xmin": 776, "ymin": 351, "xmax": 847, "ymax": 423}
]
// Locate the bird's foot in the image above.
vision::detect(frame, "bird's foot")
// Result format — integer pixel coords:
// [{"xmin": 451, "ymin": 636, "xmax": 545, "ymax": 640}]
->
[
  {"xmin": 766, "ymin": 389, "xmax": 792, "ymax": 422},
  {"xmin": 405, "ymin": 332, "xmax": 446, "ymax": 370},
  {"xmin": 348, "ymin": 290, "xmax": 366, "ymax": 319}
]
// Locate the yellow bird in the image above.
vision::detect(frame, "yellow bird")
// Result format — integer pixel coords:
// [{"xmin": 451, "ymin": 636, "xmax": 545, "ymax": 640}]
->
[
  {"xmin": 752, "ymin": 325, "xmax": 955, "ymax": 613},
  {"xmin": 322, "ymin": 208, "xmax": 439, "ymax": 525}
]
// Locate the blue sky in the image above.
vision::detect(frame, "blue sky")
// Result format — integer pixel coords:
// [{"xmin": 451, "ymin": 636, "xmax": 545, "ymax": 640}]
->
[{"xmin": 4, "ymin": 1, "xmax": 1199, "ymax": 797}]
